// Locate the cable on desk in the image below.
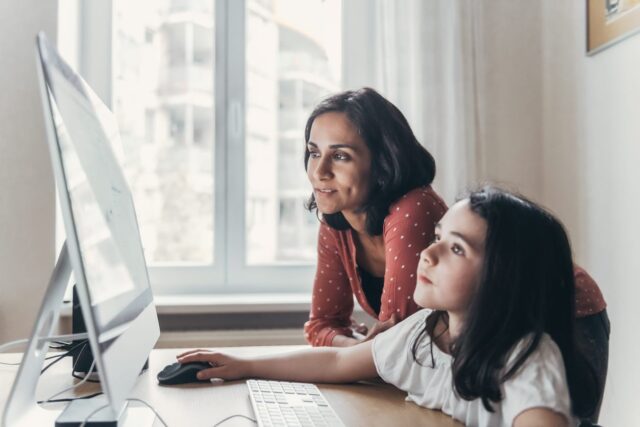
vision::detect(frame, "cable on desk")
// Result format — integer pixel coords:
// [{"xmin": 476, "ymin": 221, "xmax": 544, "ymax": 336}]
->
[
  {"xmin": 37, "ymin": 391, "xmax": 103, "ymax": 404},
  {"xmin": 40, "ymin": 353, "xmax": 97, "ymax": 405},
  {"xmin": 79, "ymin": 403, "xmax": 110, "ymax": 427},
  {"xmin": 78, "ymin": 398, "xmax": 170, "ymax": 427},
  {"xmin": 0, "ymin": 351, "xmax": 69, "ymax": 366},
  {"xmin": 127, "ymin": 398, "xmax": 169, "ymax": 427},
  {"xmin": 212, "ymin": 414, "xmax": 257, "ymax": 426},
  {"xmin": 0, "ymin": 332, "xmax": 89, "ymax": 354},
  {"xmin": 41, "ymin": 340, "xmax": 88, "ymax": 375}
]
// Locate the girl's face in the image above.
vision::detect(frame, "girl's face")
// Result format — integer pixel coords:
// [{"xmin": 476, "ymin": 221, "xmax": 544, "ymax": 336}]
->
[
  {"xmin": 306, "ymin": 112, "xmax": 372, "ymax": 216},
  {"xmin": 413, "ymin": 200, "xmax": 487, "ymax": 315}
]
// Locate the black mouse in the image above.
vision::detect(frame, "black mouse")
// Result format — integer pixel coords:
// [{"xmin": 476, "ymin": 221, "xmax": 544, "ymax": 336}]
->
[{"xmin": 157, "ymin": 361, "xmax": 212, "ymax": 385}]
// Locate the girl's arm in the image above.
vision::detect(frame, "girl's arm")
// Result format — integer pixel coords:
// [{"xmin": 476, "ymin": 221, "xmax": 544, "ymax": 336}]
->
[
  {"xmin": 513, "ymin": 408, "xmax": 568, "ymax": 427},
  {"xmin": 176, "ymin": 340, "xmax": 377, "ymax": 384}
]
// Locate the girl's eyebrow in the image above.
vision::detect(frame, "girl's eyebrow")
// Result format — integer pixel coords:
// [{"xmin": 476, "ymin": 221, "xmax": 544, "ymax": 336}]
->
[{"xmin": 435, "ymin": 223, "xmax": 480, "ymax": 251}]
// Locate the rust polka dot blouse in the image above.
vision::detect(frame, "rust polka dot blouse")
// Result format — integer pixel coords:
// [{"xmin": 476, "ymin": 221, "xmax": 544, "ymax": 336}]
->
[{"xmin": 303, "ymin": 186, "xmax": 607, "ymax": 346}]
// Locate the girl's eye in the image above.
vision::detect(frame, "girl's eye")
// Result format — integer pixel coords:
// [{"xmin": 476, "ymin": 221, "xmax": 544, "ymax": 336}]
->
[{"xmin": 451, "ymin": 244, "xmax": 465, "ymax": 256}]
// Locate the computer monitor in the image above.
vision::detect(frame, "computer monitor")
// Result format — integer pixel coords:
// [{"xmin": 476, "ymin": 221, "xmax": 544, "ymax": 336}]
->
[{"xmin": 1, "ymin": 32, "xmax": 160, "ymax": 426}]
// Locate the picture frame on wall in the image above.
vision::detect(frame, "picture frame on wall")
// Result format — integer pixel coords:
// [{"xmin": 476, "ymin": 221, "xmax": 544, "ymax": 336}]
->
[{"xmin": 587, "ymin": 0, "xmax": 640, "ymax": 54}]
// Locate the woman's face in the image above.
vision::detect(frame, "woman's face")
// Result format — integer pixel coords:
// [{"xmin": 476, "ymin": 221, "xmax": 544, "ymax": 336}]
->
[
  {"xmin": 413, "ymin": 200, "xmax": 487, "ymax": 315},
  {"xmin": 306, "ymin": 112, "xmax": 372, "ymax": 216}
]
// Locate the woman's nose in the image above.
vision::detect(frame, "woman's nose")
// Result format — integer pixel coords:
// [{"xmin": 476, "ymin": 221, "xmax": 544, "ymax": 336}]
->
[{"xmin": 312, "ymin": 156, "xmax": 332, "ymax": 180}]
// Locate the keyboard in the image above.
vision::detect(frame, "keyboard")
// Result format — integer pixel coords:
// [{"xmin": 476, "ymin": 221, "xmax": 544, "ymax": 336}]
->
[{"xmin": 247, "ymin": 379, "xmax": 345, "ymax": 427}]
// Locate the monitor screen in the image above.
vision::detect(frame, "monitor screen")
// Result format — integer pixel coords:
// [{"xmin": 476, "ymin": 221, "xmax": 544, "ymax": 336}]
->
[{"xmin": 42, "ymin": 38, "xmax": 154, "ymax": 335}]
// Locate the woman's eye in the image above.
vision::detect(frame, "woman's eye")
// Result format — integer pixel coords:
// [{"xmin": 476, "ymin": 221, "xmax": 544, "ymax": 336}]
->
[
  {"xmin": 333, "ymin": 152, "xmax": 349, "ymax": 161},
  {"xmin": 308, "ymin": 151, "xmax": 320, "ymax": 158}
]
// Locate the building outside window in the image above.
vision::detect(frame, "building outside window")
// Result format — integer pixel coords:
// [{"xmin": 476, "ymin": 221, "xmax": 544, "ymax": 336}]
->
[{"xmin": 60, "ymin": 0, "xmax": 342, "ymax": 294}]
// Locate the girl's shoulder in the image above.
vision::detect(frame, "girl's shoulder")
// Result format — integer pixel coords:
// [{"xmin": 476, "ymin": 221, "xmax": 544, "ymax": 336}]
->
[
  {"xmin": 506, "ymin": 333, "xmax": 563, "ymax": 370},
  {"xmin": 387, "ymin": 186, "xmax": 448, "ymax": 220},
  {"xmin": 501, "ymin": 334, "xmax": 574, "ymax": 425}
]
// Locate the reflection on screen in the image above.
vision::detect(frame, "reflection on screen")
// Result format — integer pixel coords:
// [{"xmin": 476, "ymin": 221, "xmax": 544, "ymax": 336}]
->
[{"xmin": 47, "ymin": 67, "xmax": 149, "ymax": 308}]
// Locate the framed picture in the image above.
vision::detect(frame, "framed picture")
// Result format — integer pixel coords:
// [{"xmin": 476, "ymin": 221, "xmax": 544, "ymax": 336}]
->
[{"xmin": 587, "ymin": 0, "xmax": 640, "ymax": 54}]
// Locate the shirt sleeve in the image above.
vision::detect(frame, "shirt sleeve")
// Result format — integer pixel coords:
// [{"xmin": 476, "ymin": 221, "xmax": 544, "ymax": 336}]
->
[
  {"xmin": 379, "ymin": 189, "xmax": 447, "ymax": 322},
  {"xmin": 372, "ymin": 310, "xmax": 429, "ymax": 385},
  {"xmin": 303, "ymin": 224, "xmax": 354, "ymax": 346},
  {"xmin": 501, "ymin": 336, "xmax": 575, "ymax": 426},
  {"xmin": 573, "ymin": 264, "xmax": 606, "ymax": 317}
]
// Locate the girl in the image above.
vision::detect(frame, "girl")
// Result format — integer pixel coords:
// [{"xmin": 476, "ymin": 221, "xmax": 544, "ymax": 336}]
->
[{"xmin": 177, "ymin": 187, "xmax": 598, "ymax": 426}]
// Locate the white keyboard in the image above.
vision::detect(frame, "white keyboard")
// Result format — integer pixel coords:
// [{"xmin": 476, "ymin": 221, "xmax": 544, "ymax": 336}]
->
[{"xmin": 247, "ymin": 379, "xmax": 345, "ymax": 427}]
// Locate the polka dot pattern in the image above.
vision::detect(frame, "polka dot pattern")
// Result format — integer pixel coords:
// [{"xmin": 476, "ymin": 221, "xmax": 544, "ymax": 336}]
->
[
  {"xmin": 304, "ymin": 186, "xmax": 448, "ymax": 346},
  {"xmin": 574, "ymin": 265, "xmax": 607, "ymax": 317}
]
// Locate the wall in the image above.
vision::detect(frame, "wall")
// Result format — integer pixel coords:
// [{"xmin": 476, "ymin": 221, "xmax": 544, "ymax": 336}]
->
[
  {"xmin": 0, "ymin": 1, "xmax": 58, "ymax": 344},
  {"xmin": 542, "ymin": 2, "xmax": 640, "ymax": 425},
  {"xmin": 475, "ymin": 1, "xmax": 543, "ymax": 200}
]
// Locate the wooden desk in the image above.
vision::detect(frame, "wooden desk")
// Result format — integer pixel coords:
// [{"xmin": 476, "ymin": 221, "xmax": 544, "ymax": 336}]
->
[{"xmin": 0, "ymin": 347, "xmax": 461, "ymax": 427}]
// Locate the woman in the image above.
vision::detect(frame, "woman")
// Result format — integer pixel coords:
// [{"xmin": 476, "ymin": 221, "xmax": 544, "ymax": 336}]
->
[
  {"xmin": 302, "ymin": 88, "xmax": 608, "ymax": 420},
  {"xmin": 303, "ymin": 87, "xmax": 447, "ymax": 347}
]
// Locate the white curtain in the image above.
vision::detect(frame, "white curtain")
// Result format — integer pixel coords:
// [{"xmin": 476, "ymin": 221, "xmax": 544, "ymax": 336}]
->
[{"xmin": 343, "ymin": 0, "xmax": 485, "ymax": 204}]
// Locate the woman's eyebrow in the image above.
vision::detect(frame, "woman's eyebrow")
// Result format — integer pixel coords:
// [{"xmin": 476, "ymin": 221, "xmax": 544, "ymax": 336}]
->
[{"xmin": 307, "ymin": 141, "xmax": 358, "ymax": 151}]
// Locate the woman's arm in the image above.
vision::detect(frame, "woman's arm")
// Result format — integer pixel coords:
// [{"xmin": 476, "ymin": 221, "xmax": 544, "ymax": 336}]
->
[
  {"xmin": 513, "ymin": 408, "xmax": 568, "ymax": 427},
  {"xmin": 304, "ymin": 225, "xmax": 356, "ymax": 347},
  {"xmin": 176, "ymin": 340, "xmax": 377, "ymax": 383}
]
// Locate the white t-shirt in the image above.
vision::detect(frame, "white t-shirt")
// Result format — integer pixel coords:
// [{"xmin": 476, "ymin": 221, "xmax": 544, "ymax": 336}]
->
[{"xmin": 372, "ymin": 309, "xmax": 577, "ymax": 427}]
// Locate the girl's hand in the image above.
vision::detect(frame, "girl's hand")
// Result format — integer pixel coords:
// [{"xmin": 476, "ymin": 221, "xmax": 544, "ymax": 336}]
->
[
  {"xmin": 176, "ymin": 349, "xmax": 250, "ymax": 381},
  {"xmin": 362, "ymin": 314, "xmax": 398, "ymax": 342}
]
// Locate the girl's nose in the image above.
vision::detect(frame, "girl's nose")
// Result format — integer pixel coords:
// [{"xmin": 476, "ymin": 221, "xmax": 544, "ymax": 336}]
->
[{"xmin": 420, "ymin": 244, "xmax": 437, "ymax": 265}]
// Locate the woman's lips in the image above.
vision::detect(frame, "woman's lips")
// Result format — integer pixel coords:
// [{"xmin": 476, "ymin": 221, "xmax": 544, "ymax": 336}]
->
[{"xmin": 315, "ymin": 189, "xmax": 337, "ymax": 197}]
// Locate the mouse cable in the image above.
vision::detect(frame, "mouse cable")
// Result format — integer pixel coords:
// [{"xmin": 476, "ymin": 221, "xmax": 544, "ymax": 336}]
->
[
  {"xmin": 78, "ymin": 398, "xmax": 169, "ymax": 427},
  {"xmin": 213, "ymin": 414, "xmax": 257, "ymax": 426},
  {"xmin": 0, "ymin": 332, "xmax": 89, "ymax": 354}
]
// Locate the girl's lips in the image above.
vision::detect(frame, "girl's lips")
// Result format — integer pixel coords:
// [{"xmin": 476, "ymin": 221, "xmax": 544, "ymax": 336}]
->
[{"xmin": 417, "ymin": 274, "xmax": 432, "ymax": 285}]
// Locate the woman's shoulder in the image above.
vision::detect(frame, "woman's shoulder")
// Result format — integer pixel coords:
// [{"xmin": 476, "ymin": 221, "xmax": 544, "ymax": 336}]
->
[
  {"xmin": 387, "ymin": 186, "xmax": 448, "ymax": 216},
  {"xmin": 384, "ymin": 186, "xmax": 448, "ymax": 228},
  {"xmin": 317, "ymin": 222, "xmax": 349, "ymax": 249}
]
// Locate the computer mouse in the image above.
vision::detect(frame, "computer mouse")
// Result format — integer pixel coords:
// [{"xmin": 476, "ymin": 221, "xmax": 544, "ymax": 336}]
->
[{"xmin": 157, "ymin": 361, "xmax": 212, "ymax": 385}]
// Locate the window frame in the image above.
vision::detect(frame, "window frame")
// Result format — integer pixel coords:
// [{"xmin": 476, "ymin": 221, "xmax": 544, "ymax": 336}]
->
[{"xmin": 63, "ymin": 0, "xmax": 319, "ymax": 297}]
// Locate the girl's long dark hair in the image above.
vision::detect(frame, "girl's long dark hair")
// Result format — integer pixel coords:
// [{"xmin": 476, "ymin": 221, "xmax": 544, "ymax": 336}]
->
[
  {"xmin": 304, "ymin": 87, "xmax": 436, "ymax": 235},
  {"xmin": 412, "ymin": 186, "xmax": 598, "ymax": 418}
]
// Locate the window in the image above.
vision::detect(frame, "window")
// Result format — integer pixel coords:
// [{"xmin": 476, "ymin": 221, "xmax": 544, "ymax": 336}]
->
[{"xmin": 60, "ymin": 0, "xmax": 342, "ymax": 295}]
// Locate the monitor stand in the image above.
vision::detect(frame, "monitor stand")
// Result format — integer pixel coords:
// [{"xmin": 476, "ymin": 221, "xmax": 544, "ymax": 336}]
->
[{"xmin": 1, "ymin": 243, "xmax": 155, "ymax": 427}]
